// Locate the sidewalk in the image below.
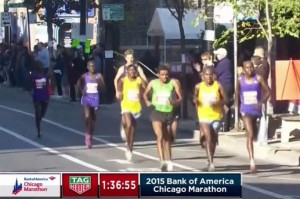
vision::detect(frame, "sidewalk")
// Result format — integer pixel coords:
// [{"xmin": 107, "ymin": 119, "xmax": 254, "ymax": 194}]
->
[{"xmin": 193, "ymin": 129, "xmax": 300, "ymax": 166}]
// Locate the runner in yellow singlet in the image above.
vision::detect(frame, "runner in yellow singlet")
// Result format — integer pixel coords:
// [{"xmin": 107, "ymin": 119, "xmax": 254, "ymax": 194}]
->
[
  {"xmin": 118, "ymin": 65, "xmax": 146, "ymax": 161},
  {"xmin": 193, "ymin": 66, "xmax": 227, "ymax": 171}
]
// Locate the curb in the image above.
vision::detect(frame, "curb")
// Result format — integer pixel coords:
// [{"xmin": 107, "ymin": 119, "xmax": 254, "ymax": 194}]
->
[{"xmin": 193, "ymin": 130, "xmax": 300, "ymax": 166}]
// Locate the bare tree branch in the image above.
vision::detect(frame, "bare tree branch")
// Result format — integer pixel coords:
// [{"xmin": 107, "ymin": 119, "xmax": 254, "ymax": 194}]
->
[{"xmin": 165, "ymin": 0, "xmax": 179, "ymax": 20}]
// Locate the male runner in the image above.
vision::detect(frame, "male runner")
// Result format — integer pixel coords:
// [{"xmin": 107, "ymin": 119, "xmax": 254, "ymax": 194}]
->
[
  {"xmin": 118, "ymin": 65, "xmax": 146, "ymax": 161},
  {"xmin": 78, "ymin": 60, "xmax": 105, "ymax": 148},
  {"xmin": 170, "ymin": 78, "xmax": 182, "ymax": 143},
  {"xmin": 114, "ymin": 49, "xmax": 148, "ymax": 140},
  {"xmin": 31, "ymin": 60, "xmax": 50, "ymax": 138},
  {"xmin": 193, "ymin": 66, "xmax": 227, "ymax": 171},
  {"xmin": 235, "ymin": 61, "xmax": 270, "ymax": 173},
  {"xmin": 114, "ymin": 49, "xmax": 147, "ymax": 99},
  {"xmin": 143, "ymin": 64, "xmax": 183, "ymax": 171}
]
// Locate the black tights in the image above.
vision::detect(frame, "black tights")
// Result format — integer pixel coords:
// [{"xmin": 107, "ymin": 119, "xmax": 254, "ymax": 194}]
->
[{"xmin": 34, "ymin": 101, "xmax": 49, "ymax": 137}]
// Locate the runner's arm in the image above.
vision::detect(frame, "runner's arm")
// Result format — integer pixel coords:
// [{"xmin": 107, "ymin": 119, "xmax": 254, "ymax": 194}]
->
[
  {"xmin": 234, "ymin": 77, "xmax": 241, "ymax": 107},
  {"xmin": 98, "ymin": 74, "xmax": 106, "ymax": 91},
  {"xmin": 117, "ymin": 78, "xmax": 124, "ymax": 101},
  {"xmin": 140, "ymin": 78, "xmax": 147, "ymax": 93},
  {"xmin": 217, "ymin": 82, "xmax": 228, "ymax": 107},
  {"xmin": 257, "ymin": 75, "xmax": 271, "ymax": 104},
  {"xmin": 137, "ymin": 66, "xmax": 148, "ymax": 83},
  {"xmin": 77, "ymin": 74, "xmax": 85, "ymax": 95},
  {"xmin": 143, "ymin": 80, "xmax": 154, "ymax": 107},
  {"xmin": 193, "ymin": 84, "xmax": 200, "ymax": 106},
  {"xmin": 172, "ymin": 79, "xmax": 183, "ymax": 106},
  {"xmin": 114, "ymin": 66, "xmax": 124, "ymax": 92}
]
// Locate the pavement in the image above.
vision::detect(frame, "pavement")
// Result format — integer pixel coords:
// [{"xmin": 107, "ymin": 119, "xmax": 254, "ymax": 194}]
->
[{"xmin": 0, "ymin": 86, "xmax": 300, "ymax": 199}]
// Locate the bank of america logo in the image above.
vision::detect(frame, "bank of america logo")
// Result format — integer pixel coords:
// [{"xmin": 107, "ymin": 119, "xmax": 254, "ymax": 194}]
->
[
  {"xmin": 12, "ymin": 178, "xmax": 22, "ymax": 195},
  {"xmin": 69, "ymin": 176, "xmax": 91, "ymax": 194}
]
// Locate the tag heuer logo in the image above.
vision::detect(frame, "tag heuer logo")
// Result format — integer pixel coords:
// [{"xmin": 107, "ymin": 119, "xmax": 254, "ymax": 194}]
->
[{"xmin": 69, "ymin": 176, "xmax": 91, "ymax": 194}]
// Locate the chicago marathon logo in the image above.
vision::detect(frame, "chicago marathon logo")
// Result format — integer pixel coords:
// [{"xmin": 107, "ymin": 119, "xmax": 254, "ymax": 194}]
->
[
  {"xmin": 12, "ymin": 178, "xmax": 22, "ymax": 195},
  {"xmin": 69, "ymin": 176, "xmax": 91, "ymax": 194}
]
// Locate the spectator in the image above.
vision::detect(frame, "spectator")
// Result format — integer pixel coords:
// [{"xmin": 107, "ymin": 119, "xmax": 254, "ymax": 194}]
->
[{"xmin": 213, "ymin": 48, "xmax": 234, "ymax": 132}]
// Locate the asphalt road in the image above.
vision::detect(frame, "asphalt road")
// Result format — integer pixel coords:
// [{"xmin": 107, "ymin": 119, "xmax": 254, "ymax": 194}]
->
[{"xmin": 0, "ymin": 86, "xmax": 299, "ymax": 199}]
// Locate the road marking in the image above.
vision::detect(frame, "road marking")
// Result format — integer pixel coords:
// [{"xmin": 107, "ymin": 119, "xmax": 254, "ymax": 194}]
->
[
  {"xmin": 119, "ymin": 168, "xmax": 161, "ymax": 172},
  {"xmin": 243, "ymin": 184, "xmax": 296, "ymax": 199},
  {"xmin": 0, "ymin": 104, "xmax": 298, "ymax": 198},
  {"xmin": 106, "ymin": 159, "xmax": 133, "ymax": 164},
  {"xmin": 244, "ymin": 174, "xmax": 300, "ymax": 182},
  {"xmin": 0, "ymin": 105, "xmax": 201, "ymax": 172},
  {"xmin": 0, "ymin": 126, "xmax": 107, "ymax": 172}
]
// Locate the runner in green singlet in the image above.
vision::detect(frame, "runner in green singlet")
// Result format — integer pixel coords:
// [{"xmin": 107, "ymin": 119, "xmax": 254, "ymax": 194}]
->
[{"xmin": 143, "ymin": 64, "xmax": 183, "ymax": 171}]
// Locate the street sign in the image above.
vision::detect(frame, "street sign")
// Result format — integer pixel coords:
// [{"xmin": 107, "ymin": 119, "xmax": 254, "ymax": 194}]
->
[
  {"xmin": 1, "ymin": 12, "xmax": 12, "ymax": 27},
  {"xmin": 214, "ymin": 3, "xmax": 234, "ymax": 24},
  {"xmin": 8, "ymin": 3, "xmax": 24, "ymax": 8},
  {"xmin": 102, "ymin": 4, "xmax": 124, "ymax": 21}
]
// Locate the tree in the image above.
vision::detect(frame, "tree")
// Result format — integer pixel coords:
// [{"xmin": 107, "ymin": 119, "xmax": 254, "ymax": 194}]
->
[
  {"xmin": 203, "ymin": 0, "xmax": 300, "ymax": 114},
  {"xmin": 164, "ymin": 0, "xmax": 198, "ymax": 119}
]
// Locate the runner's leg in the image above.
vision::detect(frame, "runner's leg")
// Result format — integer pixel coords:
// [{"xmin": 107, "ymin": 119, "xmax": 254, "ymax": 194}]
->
[
  {"xmin": 242, "ymin": 115, "xmax": 257, "ymax": 173},
  {"xmin": 170, "ymin": 118, "xmax": 178, "ymax": 143},
  {"xmin": 34, "ymin": 102, "xmax": 42, "ymax": 138},
  {"xmin": 83, "ymin": 106, "xmax": 92, "ymax": 148},
  {"xmin": 152, "ymin": 121, "xmax": 166, "ymax": 170},
  {"xmin": 166, "ymin": 122, "xmax": 174, "ymax": 171},
  {"xmin": 210, "ymin": 121, "xmax": 220, "ymax": 169},
  {"xmin": 123, "ymin": 113, "xmax": 133, "ymax": 161},
  {"xmin": 200, "ymin": 122, "xmax": 215, "ymax": 171},
  {"xmin": 128, "ymin": 114, "xmax": 137, "ymax": 153},
  {"xmin": 41, "ymin": 101, "xmax": 49, "ymax": 118},
  {"xmin": 120, "ymin": 115, "xmax": 126, "ymax": 141},
  {"xmin": 89, "ymin": 107, "xmax": 98, "ymax": 136}
]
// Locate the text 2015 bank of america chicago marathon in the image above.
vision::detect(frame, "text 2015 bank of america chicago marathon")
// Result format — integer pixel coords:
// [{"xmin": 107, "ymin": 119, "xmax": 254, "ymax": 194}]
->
[{"xmin": 0, "ymin": 172, "xmax": 242, "ymax": 198}]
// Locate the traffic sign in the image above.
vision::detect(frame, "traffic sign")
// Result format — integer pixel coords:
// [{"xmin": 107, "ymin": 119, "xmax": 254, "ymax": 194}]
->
[
  {"xmin": 8, "ymin": 3, "xmax": 24, "ymax": 8},
  {"xmin": 102, "ymin": 4, "xmax": 124, "ymax": 21},
  {"xmin": 1, "ymin": 12, "xmax": 12, "ymax": 27}
]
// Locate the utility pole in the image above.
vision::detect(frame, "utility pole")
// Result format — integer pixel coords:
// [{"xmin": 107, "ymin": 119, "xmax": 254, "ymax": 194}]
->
[
  {"xmin": 4, "ymin": 0, "xmax": 10, "ymax": 44},
  {"xmin": 204, "ymin": 0, "xmax": 214, "ymax": 52},
  {"xmin": 80, "ymin": 0, "xmax": 87, "ymax": 36}
]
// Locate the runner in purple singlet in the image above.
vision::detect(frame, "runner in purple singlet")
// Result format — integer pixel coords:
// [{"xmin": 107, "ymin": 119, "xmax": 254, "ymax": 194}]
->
[
  {"xmin": 78, "ymin": 60, "xmax": 105, "ymax": 148},
  {"xmin": 235, "ymin": 61, "xmax": 270, "ymax": 173},
  {"xmin": 31, "ymin": 60, "xmax": 50, "ymax": 138}
]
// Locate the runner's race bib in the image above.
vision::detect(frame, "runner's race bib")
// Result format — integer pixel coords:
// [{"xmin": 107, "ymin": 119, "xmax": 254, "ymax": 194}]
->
[
  {"xmin": 35, "ymin": 78, "xmax": 46, "ymax": 89},
  {"xmin": 156, "ymin": 92, "xmax": 170, "ymax": 105},
  {"xmin": 86, "ymin": 83, "xmax": 98, "ymax": 93},
  {"xmin": 127, "ymin": 90, "xmax": 139, "ymax": 101},
  {"xmin": 243, "ymin": 91, "xmax": 258, "ymax": 105},
  {"xmin": 202, "ymin": 92, "xmax": 217, "ymax": 106}
]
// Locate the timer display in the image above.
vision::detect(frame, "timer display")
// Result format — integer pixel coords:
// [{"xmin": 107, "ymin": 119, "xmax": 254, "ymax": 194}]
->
[{"xmin": 100, "ymin": 173, "xmax": 139, "ymax": 197}]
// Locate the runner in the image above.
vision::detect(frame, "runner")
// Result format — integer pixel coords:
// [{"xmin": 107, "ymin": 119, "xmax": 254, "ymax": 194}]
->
[
  {"xmin": 117, "ymin": 64, "xmax": 146, "ymax": 161},
  {"xmin": 193, "ymin": 66, "xmax": 227, "ymax": 171},
  {"xmin": 235, "ymin": 61, "xmax": 270, "ymax": 173},
  {"xmin": 78, "ymin": 60, "xmax": 105, "ymax": 149},
  {"xmin": 170, "ymin": 78, "xmax": 182, "ymax": 143},
  {"xmin": 113, "ymin": 49, "xmax": 148, "ymax": 141},
  {"xmin": 143, "ymin": 64, "xmax": 183, "ymax": 171},
  {"xmin": 31, "ymin": 60, "xmax": 50, "ymax": 138}
]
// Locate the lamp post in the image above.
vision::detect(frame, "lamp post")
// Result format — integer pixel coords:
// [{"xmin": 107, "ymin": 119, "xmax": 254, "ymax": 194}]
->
[{"xmin": 204, "ymin": 0, "xmax": 214, "ymax": 52}]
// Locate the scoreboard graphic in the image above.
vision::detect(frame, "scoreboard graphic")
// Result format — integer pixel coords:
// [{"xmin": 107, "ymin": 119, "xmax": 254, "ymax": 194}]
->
[{"xmin": 0, "ymin": 172, "xmax": 242, "ymax": 198}]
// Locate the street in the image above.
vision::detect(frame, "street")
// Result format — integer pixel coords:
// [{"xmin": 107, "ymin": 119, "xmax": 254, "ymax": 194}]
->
[{"xmin": 0, "ymin": 86, "xmax": 299, "ymax": 199}]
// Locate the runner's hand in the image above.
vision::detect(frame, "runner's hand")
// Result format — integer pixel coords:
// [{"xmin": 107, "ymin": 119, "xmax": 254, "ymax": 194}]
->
[
  {"xmin": 193, "ymin": 99, "xmax": 200, "ymax": 106},
  {"xmin": 116, "ymin": 91, "xmax": 122, "ymax": 100},
  {"xmin": 145, "ymin": 101, "xmax": 152, "ymax": 107},
  {"xmin": 255, "ymin": 102, "xmax": 262, "ymax": 110}
]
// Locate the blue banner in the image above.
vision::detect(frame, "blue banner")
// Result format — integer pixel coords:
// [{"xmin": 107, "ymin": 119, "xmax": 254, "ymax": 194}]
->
[{"xmin": 140, "ymin": 173, "xmax": 242, "ymax": 197}]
